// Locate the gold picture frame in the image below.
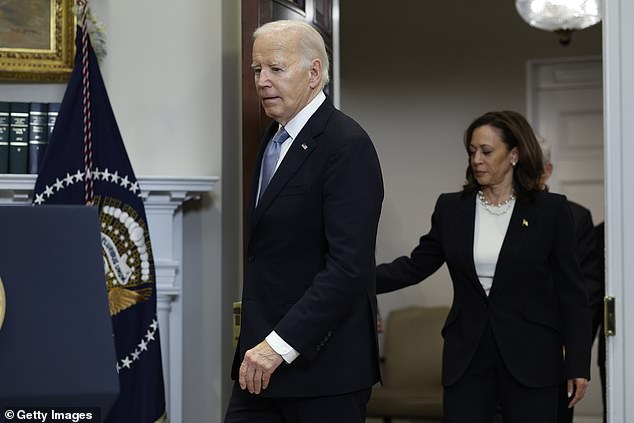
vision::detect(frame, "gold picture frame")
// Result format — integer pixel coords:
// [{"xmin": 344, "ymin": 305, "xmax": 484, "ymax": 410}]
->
[{"xmin": 0, "ymin": 0, "xmax": 76, "ymax": 82}]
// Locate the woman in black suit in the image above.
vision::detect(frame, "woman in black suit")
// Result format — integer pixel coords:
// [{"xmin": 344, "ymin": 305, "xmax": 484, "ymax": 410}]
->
[{"xmin": 376, "ymin": 111, "xmax": 592, "ymax": 423}]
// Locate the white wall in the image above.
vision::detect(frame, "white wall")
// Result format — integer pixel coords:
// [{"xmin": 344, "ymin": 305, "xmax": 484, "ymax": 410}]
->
[
  {"xmin": 90, "ymin": 0, "xmax": 222, "ymax": 179},
  {"xmin": 340, "ymin": 0, "xmax": 602, "ymax": 419}
]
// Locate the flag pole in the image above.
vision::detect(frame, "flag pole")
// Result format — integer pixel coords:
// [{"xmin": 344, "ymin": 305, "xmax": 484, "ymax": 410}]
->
[{"xmin": 77, "ymin": 0, "xmax": 94, "ymax": 205}]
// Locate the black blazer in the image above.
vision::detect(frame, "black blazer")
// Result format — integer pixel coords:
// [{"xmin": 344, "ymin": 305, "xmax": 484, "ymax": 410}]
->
[
  {"xmin": 376, "ymin": 190, "xmax": 592, "ymax": 388},
  {"xmin": 233, "ymin": 99, "xmax": 384, "ymax": 397}
]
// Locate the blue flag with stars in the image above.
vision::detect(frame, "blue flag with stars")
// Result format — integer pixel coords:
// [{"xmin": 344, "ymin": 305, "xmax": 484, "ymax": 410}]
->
[{"xmin": 33, "ymin": 26, "xmax": 166, "ymax": 423}]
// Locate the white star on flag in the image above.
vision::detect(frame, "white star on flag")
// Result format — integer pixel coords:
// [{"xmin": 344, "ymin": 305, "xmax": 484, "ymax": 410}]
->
[
  {"xmin": 121, "ymin": 356, "xmax": 133, "ymax": 369},
  {"xmin": 54, "ymin": 178, "xmax": 64, "ymax": 191},
  {"xmin": 120, "ymin": 175, "xmax": 130, "ymax": 188},
  {"xmin": 44, "ymin": 185, "xmax": 54, "ymax": 198}
]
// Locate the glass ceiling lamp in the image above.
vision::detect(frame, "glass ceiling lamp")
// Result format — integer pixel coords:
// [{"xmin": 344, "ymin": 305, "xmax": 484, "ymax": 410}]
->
[{"xmin": 515, "ymin": 0, "xmax": 602, "ymax": 45}]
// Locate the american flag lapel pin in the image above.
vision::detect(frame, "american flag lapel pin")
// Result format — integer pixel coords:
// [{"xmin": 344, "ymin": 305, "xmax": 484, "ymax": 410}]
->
[
  {"xmin": 301, "ymin": 143, "xmax": 308, "ymax": 150},
  {"xmin": 522, "ymin": 219, "xmax": 529, "ymax": 227}
]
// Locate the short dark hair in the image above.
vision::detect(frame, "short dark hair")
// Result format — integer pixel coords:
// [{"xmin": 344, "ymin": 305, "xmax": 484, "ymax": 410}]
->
[{"xmin": 462, "ymin": 111, "xmax": 544, "ymax": 202}]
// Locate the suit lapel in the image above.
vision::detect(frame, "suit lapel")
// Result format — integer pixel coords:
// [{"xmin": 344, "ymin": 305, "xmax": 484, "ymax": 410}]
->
[
  {"xmin": 253, "ymin": 133, "xmax": 317, "ymax": 214},
  {"xmin": 489, "ymin": 197, "xmax": 537, "ymax": 296}
]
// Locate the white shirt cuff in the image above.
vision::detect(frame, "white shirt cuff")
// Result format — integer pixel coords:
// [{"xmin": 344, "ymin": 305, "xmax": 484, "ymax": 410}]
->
[{"xmin": 266, "ymin": 331, "xmax": 300, "ymax": 364}]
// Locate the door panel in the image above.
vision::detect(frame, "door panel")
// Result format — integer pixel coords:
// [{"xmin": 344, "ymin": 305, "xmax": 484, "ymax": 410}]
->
[{"xmin": 528, "ymin": 57, "xmax": 604, "ymax": 222}]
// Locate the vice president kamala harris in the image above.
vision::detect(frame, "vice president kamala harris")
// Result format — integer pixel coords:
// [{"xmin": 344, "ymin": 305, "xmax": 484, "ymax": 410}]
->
[{"xmin": 376, "ymin": 111, "xmax": 592, "ymax": 423}]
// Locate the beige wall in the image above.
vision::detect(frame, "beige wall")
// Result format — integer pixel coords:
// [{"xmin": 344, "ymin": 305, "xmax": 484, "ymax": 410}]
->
[
  {"xmin": 340, "ymin": 0, "xmax": 602, "ymax": 420},
  {"xmin": 91, "ymin": 0, "xmax": 223, "ymax": 179}
]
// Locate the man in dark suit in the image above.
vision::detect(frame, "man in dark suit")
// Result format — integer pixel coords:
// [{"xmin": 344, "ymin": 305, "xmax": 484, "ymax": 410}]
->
[
  {"xmin": 224, "ymin": 20, "xmax": 384, "ymax": 423},
  {"xmin": 539, "ymin": 143, "xmax": 603, "ymax": 423},
  {"xmin": 556, "ymin": 200, "xmax": 601, "ymax": 422},
  {"xmin": 593, "ymin": 221, "xmax": 606, "ymax": 423}
]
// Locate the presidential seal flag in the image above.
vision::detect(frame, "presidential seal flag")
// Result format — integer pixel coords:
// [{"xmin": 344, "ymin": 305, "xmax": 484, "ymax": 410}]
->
[{"xmin": 33, "ymin": 14, "xmax": 166, "ymax": 423}]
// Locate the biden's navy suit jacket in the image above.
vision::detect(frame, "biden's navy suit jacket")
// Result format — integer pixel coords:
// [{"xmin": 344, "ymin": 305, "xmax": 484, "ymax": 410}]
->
[{"xmin": 232, "ymin": 99, "xmax": 384, "ymax": 397}]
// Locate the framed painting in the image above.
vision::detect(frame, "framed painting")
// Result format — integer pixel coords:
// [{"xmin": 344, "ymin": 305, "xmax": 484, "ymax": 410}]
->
[{"xmin": 0, "ymin": 0, "xmax": 76, "ymax": 82}]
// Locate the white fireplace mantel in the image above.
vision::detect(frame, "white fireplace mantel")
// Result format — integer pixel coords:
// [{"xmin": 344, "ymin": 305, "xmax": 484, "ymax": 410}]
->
[{"xmin": 0, "ymin": 174, "xmax": 219, "ymax": 423}]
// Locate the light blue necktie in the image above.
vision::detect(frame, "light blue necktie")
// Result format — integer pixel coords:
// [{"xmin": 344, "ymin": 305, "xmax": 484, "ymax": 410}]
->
[{"xmin": 259, "ymin": 127, "xmax": 289, "ymax": 200}]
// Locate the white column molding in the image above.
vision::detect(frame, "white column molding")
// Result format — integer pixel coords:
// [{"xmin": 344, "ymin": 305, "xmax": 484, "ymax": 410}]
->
[{"xmin": 0, "ymin": 174, "xmax": 218, "ymax": 423}]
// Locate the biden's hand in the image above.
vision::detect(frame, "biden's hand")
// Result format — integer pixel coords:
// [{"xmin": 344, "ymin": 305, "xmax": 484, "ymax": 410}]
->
[{"xmin": 239, "ymin": 340, "xmax": 284, "ymax": 394}]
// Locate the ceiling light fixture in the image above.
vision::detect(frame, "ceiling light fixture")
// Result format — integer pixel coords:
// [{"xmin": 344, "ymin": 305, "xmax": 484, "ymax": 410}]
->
[{"xmin": 515, "ymin": 0, "xmax": 602, "ymax": 45}]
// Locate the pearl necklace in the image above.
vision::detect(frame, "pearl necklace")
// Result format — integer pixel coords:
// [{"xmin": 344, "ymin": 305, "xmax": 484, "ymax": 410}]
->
[{"xmin": 477, "ymin": 190, "xmax": 515, "ymax": 216}]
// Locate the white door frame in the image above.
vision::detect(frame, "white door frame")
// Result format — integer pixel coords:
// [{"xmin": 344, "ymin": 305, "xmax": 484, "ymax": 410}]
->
[{"xmin": 603, "ymin": 0, "xmax": 634, "ymax": 422}]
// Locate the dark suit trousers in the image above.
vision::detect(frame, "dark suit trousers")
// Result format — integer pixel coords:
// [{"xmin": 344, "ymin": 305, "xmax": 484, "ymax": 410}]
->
[
  {"xmin": 444, "ymin": 322, "xmax": 559, "ymax": 423},
  {"xmin": 224, "ymin": 383, "xmax": 371, "ymax": 423}
]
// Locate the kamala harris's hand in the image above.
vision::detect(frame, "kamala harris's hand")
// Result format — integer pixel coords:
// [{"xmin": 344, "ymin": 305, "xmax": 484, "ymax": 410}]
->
[{"xmin": 566, "ymin": 377, "xmax": 589, "ymax": 408}]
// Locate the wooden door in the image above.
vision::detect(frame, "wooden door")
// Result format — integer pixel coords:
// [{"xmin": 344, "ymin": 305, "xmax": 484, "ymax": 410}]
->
[{"xmin": 241, "ymin": 0, "xmax": 335, "ymax": 212}]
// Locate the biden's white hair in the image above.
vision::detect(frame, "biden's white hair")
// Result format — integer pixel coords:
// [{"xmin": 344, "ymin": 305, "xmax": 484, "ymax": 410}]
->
[{"xmin": 254, "ymin": 20, "xmax": 330, "ymax": 90}]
